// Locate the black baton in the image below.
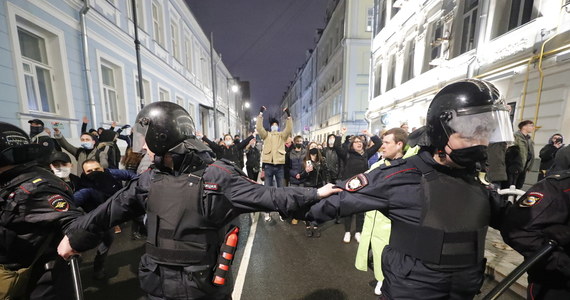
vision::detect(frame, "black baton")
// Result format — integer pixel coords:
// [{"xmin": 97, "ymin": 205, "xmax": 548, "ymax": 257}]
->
[
  {"xmin": 69, "ymin": 255, "xmax": 84, "ymax": 300},
  {"xmin": 482, "ymin": 240, "xmax": 557, "ymax": 300}
]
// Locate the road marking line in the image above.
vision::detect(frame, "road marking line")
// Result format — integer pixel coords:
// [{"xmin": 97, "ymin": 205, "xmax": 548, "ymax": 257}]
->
[{"xmin": 232, "ymin": 212, "xmax": 259, "ymax": 300}]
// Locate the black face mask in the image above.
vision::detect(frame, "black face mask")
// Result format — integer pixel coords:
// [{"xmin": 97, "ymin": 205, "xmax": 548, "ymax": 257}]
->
[
  {"xmin": 447, "ymin": 145, "xmax": 488, "ymax": 168},
  {"xmin": 294, "ymin": 143, "xmax": 303, "ymax": 149},
  {"xmin": 30, "ymin": 126, "xmax": 44, "ymax": 138},
  {"xmin": 309, "ymin": 148, "xmax": 319, "ymax": 155},
  {"xmin": 82, "ymin": 170, "xmax": 122, "ymax": 196}
]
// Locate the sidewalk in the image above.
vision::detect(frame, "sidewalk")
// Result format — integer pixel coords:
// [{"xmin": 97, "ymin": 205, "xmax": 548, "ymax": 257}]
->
[{"xmin": 484, "ymin": 228, "xmax": 526, "ymax": 298}]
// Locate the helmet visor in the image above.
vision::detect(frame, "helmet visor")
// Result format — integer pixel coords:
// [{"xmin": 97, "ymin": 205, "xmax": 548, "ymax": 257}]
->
[
  {"xmin": 132, "ymin": 122, "xmax": 148, "ymax": 153},
  {"xmin": 447, "ymin": 109, "xmax": 514, "ymax": 145}
]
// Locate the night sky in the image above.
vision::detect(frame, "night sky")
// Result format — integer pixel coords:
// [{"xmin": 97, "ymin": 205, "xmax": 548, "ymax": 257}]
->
[{"xmin": 185, "ymin": 0, "xmax": 329, "ymax": 112}]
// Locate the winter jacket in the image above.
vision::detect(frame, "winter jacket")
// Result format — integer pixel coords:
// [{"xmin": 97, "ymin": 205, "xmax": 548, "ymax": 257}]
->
[
  {"xmin": 486, "ymin": 142, "xmax": 508, "ymax": 182},
  {"xmin": 53, "ymin": 133, "xmax": 100, "ymax": 175},
  {"xmin": 514, "ymin": 130, "xmax": 535, "ymax": 172},
  {"xmin": 322, "ymin": 147, "xmax": 340, "ymax": 182},
  {"xmin": 256, "ymin": 115, "xmax": 292, "ymax": 165},
  {"xmin": 202, "ymin": 135, "xmax": 254, "ymax": 169},
  {"xmin": 300, "ymin": 158, "xmax": 329, "ymax": 188},
  {"xmin": 335, "ymin": 135, "xmax": 382, "ymax": 180},
  {"xmin": 288, "ymin": 148, "xmax": 307, "ymax": 185},
  {"xmin": 245, "ymin": 146, "xmax": 261, "ymax": 171},
  {"xmin": 539, "ymin": 143, "xmax": 562, "ymax": 172}
]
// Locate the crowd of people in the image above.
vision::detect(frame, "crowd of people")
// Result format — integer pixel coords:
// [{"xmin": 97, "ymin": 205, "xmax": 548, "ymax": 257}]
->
[{"xmin": 2, "ymin": 78, "xmax": 570, "ymax": 300}]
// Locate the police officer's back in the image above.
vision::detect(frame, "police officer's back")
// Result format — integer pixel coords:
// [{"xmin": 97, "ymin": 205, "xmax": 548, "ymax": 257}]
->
[
  {"xmin": 501, "ymin": 170, "xmax": 570, "ymax": 299},
  {"xmin": 0, "ymin": 122, "xmax": 98, "ymax": 299}
]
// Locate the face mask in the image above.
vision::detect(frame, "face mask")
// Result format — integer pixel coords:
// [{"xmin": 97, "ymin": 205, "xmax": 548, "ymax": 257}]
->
[
  {"xmin": 271, "ymin": 125, "xmax": 279, "ymax": 132},
  {"xmin": 53, "ymin": 167, "xmax": 71, "ymax": 178},
  {"xmin": 309, "ymin": 148, "xmax": 319, "ymax": 155},
  {"xmin": 30, "ymin": 126, "xmax": 44, "ymax": 137},
  {"xmin": 81, "ymin": 142, "xmax": 94, "ymax": 150},
  {"xmin": 294, "ymin": 143, "xmax": 302, "ymax": 149},
  {"xmin": 448, "ymin": 145, "xmax": 488, "ymax": 168},
  {"xmin": 224, "ymin": 140, "xmax": 233, "ymax": 146},
  {"xmin": 328, "ymin": 138, "xmax": 335, "ymax": 147}
]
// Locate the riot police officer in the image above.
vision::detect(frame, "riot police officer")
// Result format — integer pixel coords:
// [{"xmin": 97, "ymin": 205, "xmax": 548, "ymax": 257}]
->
[
  {"xmin": 57, "ymin": 102, "xmax": 339, "ymax": 300},
  {"xmin": 307, "ymin": 79, "xmax": 514, "ymax": 299},
  {"xmin": 0, "ymin": 122, "xmax": 98, "ymax": 299},
  {"xmin": 501, "ymin": 171, "xmax": 570, "ymax": 299}
]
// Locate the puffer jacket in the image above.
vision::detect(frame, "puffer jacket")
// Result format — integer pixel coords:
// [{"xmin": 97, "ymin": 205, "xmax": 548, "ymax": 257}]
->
[{"xmin": 288, "ymin": 148, "xmax": 306, "ymax": 185}]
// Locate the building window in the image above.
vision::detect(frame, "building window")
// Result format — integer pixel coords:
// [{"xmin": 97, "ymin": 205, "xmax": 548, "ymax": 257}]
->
[
  {"xmin": 159, "ymin": 87, "xmax": 170, "ymax": 102},
  {"xmin": 492, "ymin": 0, "xmax": 535, "ymax": 38},
  {"xmin": 17, "ymin": 27, "xmax": 55, "ymax": 113},
  {"xmin": 403, "ymin": 39, "xmax": 415, "ymax": 82},
  {"xmin": 366, "ymin": 7, "xmax": 374, "ymax": 32},
  {"xmin": 373, "ymin": 63, "xmax": 382, "ymax": 97},
  {"xmin": 376, "ymin": 0, "xmax": 387, "ymax": 34},
  {"xmin": 126, "ymin": 0, "xmax": 145, "ymax": 29},
  {"xmin": 171, "ymin": 20, "xmax": 180, "ymax": 60},
  {"xmin": 184, "ymin": 35, "xmax": 193, "ymax": 72},
  {"xmin": 386, "ymin": 55, "xmax": 396, "ymax": 91},
  {"xmin": 188, "ymin": 102, "xmax": 196, "ymax": 120},
  {"xmin": 152, "ymin": 1, "xmax": 165, "ymax": 46},
  {"xmin": 176, "ymin": 96, "xmax": 184, "ymax": 107},
  {"xmin": 101, "ymin": 63, "xmax": 119, "ymax": 122},
  {"xmin": 460, "ymin": 0, "xmax": 479, "ymax": 54}
]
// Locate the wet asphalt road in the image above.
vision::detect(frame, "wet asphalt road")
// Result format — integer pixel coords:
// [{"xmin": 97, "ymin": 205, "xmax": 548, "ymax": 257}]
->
[{"xmin": 76, "ymin": 214, "xmax": 523, "ymax": 300}]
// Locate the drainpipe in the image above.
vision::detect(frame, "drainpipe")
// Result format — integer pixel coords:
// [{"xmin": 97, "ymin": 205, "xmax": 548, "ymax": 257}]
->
[
  {"xmin": 131, "ymin": 0, "xmax": 145, "ymax": 110},
  {"xmin": 532, "ymin": 33, "xmax": 557, "ymax": 139},
  {"xmin": 80, "ymin": 0, "xmax": 97, "ymax": 130}
]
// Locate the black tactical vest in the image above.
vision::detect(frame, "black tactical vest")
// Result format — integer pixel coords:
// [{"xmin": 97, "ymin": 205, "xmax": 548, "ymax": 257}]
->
[
  {"xmin": 145, "ymin": 163, "xmax": 236, "ymax": 266},
  {"xmin": 389, "ymin": 156, "xmax": 490, "ymax": 270}
]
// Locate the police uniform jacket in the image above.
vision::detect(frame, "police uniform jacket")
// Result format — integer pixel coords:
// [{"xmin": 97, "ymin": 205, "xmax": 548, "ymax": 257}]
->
[
  {"xmin": 501, "ymin": 171, "xmax": 570, "ymax": 288},
  {"xmin": 0, "ymin": 163, "xmax": 98, "ymax": 272}
]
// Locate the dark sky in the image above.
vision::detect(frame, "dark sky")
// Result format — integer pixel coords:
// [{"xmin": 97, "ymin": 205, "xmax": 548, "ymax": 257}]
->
[{"xmin": 185, "ymin": 0, "xmax": 329, "ymax": 111}]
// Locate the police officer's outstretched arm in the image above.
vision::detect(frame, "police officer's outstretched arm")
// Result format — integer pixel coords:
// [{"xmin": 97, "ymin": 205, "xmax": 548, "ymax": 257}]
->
[
  {"xmin": 501, "ymin": 176, "xmax": 570, "ymax": 274},
  {"xmin": 59, "ymin": 172, "xmax": 150, "ymax": 259}
]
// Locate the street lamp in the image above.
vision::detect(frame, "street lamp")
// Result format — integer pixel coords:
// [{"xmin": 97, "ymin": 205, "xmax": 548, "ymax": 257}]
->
[{"xmin": 244, "ymin": 101, "xmax": 250, "ymax": 109}]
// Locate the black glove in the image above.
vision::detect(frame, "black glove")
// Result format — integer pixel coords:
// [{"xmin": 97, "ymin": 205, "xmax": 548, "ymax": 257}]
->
[
  {"xmin": 543, "ymin": 225, "xmax": 570, "ymax": 246},
  {"xmin": 260, "ymin": 106, "xmax": 266, "ymax": 113},
  {"xmin": 284, "ymin": 107, "xmax": 291, "ymax": 117},
  {"xmin": 121, "ymin": 124, "xmax": 131, "ymax": 129}
]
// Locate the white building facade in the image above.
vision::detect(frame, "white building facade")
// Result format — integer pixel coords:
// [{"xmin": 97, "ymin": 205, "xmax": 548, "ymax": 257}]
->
[
  {"xmin": 281, "ymin": 0, "xmax": 373, "ymax": 143},
  {"xmin": 368, "ymin": 0, "xmax": 570, "ymax": 151},
  {"xmin": 0, "ymin": 0, "xmax": 241, "ymax": 141}
]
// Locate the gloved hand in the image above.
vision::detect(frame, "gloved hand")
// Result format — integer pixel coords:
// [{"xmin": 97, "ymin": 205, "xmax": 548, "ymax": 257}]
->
[
  {"xmin": 283, "ymin": 107, "xmax": 291, "ymax": 117},
  {"xmin": 260, "ymin": 106, "xmax": 266, "ymax": 113},
  {"xmin": 543, "ymin": 225, "xmax": 570, "ymax": 246},
  {"xmin": 121, "ymin": 124, "xmax": 131, "ymax": 129}
]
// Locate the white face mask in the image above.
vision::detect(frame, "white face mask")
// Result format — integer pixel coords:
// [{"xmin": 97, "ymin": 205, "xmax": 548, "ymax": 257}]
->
[
  {"xmin": 224, "ymin": 140, "xmax": 233, "ymax": 146},
  {"xmin": 53, "ymin": 166, "xmax": 72, "ymax": 178},
  {"xmin": 271, "ymin": 125, "xmax": 279, "ymax": 132}
]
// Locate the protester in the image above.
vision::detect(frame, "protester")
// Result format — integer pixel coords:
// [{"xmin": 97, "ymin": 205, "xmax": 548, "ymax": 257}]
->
[
  {"xmin": 299, "ymin": 142, "xmax": 329, "ymax": 237},
  {"xmin": 538, "ymin": 133, "xmax": 564, "ymax": 180},
  {"xmin": 53, "ymin": 127, "xmax": 100, "ymax": 175},
  {"xmin": 334, "ymin": 128, "xmax": 381, "ymax": 243},
  {"xmin": 506, "ymin": 120, "xmax": 535, "ymax": 188},
  {"xmin": 198, "ymin": 132, "xmax": 254, "ymax": 169},
  {"xmin": 322, "ymin": 134, "xmax": 340, "ymax": 184},
  {"xmin": 256, "ymin": 106, "xmax": 293, "ymax": 222},
  {"xmin": 245, "ymin": 137, "xmax": 261, "ymax": 181},
  {"xmin": 49, "ymin": 151, "xmax": 81, "ymax": 192}
]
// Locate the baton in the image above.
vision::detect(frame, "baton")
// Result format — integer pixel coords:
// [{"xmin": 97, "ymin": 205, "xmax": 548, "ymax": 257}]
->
[
  {"xmin": 482, "ymin": 240, "xmax": 557, "ymax": 300},
  {"xmin": 69, "ymin": 255, "xmax": 84, "ymax": 300}
]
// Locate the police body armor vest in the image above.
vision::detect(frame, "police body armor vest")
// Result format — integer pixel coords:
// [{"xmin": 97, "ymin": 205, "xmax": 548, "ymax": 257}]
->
[
  {"xmin": 145, "ymin": 169, "xmax": 227, "ymax": 266},
  {"xmin": 389, "ymin": 155, "xmax": 490, "ymax": 270}
]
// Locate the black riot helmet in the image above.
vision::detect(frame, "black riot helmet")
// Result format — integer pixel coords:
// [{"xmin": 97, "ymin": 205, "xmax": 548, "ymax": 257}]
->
[
  {"xmin": 132, "ymin": 102, "xmax": 196, "ymax": 156},
  {"xmin": 0, "ymin": 122, "xmax": 48, "ymax": 167},
  {"xmin": 426, "ymin": 79, "xmax": 514, "ymax": 152}
]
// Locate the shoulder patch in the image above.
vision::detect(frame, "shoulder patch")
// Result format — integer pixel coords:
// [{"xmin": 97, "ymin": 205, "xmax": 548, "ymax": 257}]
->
[
  {"xmin": 204, "ymin": 183, "xmax": 220, "ymax": 191},
  {"xmin": 519, "ymin": 192, "xmax": 543, "ymax": 207},
  {"xmin": 345, "ymin": 174, "xmax": 368, "ymax": 192},
  {"xmin": 48, "ymin": 195, "xmax": 70, "ymax": 212}
]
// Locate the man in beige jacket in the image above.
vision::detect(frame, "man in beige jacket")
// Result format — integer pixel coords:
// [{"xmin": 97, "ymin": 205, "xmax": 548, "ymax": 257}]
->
[{"xmin": 256, "ymin": 106, "xmax": 293, "ymax": 221}]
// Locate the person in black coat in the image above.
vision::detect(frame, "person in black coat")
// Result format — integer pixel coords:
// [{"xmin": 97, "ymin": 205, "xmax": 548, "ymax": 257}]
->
[
  {"xmin": 199, "ymin": 132, "xmax": 254, "ymax": 170},
  {"xmin": 299, "ymin": 142, "xmax": 330, "ymax": 237},
  {"xmin": 334, "ymin": 127, "xmax": 382, "ymax": 243},
  {"xmin": 539, "ymin": 133, "xmax": 564, "ymax": 180},
  {"xmin": 245, "ymin": 137, "xmax": 261, "ymax": 181}
]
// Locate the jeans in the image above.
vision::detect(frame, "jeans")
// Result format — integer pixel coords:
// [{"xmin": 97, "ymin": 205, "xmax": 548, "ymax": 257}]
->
[{"xmin": 264, "ymin": 164, "xmax": 284, "ymax": 187}]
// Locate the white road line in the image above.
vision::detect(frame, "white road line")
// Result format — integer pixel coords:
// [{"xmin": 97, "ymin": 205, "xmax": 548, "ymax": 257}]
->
[{"xmin": 231, "ymin": 212, "xmax": 259, "ymax": 300}]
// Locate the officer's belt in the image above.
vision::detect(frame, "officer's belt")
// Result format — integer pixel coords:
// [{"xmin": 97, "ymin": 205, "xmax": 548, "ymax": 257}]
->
[
  {"xmin": 146, "ymin": 228, "xmax": 217, "ymax": 264},
  {"xmin": 389, "ymin": 219, "xmax": 486, "ymax": 266}
]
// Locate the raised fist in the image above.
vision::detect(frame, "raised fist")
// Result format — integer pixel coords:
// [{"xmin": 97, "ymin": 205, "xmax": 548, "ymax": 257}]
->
[{"xmin": 260, "ymin": 106, "xmax": 266, "ymax": 113}]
